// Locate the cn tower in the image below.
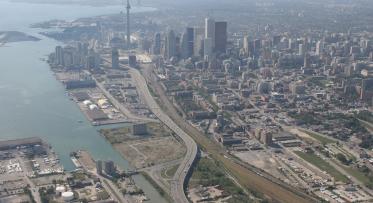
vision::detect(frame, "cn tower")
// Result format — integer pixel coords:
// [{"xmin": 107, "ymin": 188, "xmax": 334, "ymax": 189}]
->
[{"xmin": 126, "ymin": 0, "xmax": 131, "ymax": 50}]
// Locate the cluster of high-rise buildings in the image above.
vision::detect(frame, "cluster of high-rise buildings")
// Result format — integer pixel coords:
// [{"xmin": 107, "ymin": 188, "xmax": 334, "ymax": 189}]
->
[
  {"xmin": 53, "ymin": 43, "xmax": 101, "ymax": 70},
  {"xmin": 149, "ymin": 18, "xmax": 227, "ymax": 62}
]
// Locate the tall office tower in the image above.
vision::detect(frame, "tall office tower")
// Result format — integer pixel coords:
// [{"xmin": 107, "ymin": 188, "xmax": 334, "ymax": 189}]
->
[
  {"xmin": 193, "ymin": 27, "xmax": 205, "ymax": 57},
  {"xmin": 205, "ymin": 18, "xmax": 215, "ymax": 48},
  {"xmin": 299, "ymin": 43, "xmax": 305, "ymax": 56},
  {"xmin": 316, "ymin": 40, "xmax": 323, "ymax": 56},
  {"xmin": 186, "ymin": 27, "xmax": 194, "ymax": 57},
  {"xmin": 111, "ymin": 48, "xmax": 119, "ymax": 69},
  {"xmin": 175, "ymin": 35, "xmax": 181, "ymax": 56},
  {"xmin": 55, "ymin": 46, "xmax": 64, "ymax": 65},
  {"xmin": 165, "ymin": 30, "xmax": 177, "ymax": 60},
  {"xmin": 204, "ymin": 37, "xmax": 213, "ymax": 60},
  {"xmin": 288, "ymin": 38, "xmax": 294, "ymax": 50},
  {"xmin": 272, "ymin": 35, "xmax": 281, "ymax": 47},
  {"xmin": 126, "ymin": 0, "xmax": 131, "ymax": 49},
  {"xmin": 88, "ymin": 53, "xmax": 101, "ymax": 69},
  {"xmin": 63, "ymin": 48, "xmax": 74, "ymax": 67},
  {"xmin": 253, "ymin": 39, "xmax": 261, "ymax": 56},
  {"xmin": 180, "ymin": 32, "xmax": 189, "ymax": 59},
  {"xmin": 361, "ymin": 78, "xmax": 373, "ymax": 100},
  {"xmin": 304, "ymin": 53, "xmax": 310, "ymax": 69},
  {"xmin": 152, "ymin": 33, "xmax": 161, "ymax": 55},
  {"xmin": 243, "ymin": 35, "xmax": 250, "ymax": 55},
  {"xmin": 104, "ymin": 160, "xmax": 116, "ymax": 176},
  {"xmin": 214, "ymin": 21, "xmax": 227, "ymax": 54}
]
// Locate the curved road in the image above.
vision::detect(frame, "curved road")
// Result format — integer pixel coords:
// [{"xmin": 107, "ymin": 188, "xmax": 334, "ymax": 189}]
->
[{"xmin": 129, "ymin": 67, "xmax": 198, "ymax": 203}]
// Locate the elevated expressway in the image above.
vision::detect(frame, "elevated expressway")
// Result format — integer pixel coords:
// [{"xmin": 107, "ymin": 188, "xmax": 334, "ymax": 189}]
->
[{"xmin": 129, "ymin": 67, "xmax": 198, "ymax": 203}]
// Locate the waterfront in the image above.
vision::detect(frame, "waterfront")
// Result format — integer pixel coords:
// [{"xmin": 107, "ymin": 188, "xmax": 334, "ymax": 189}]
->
[{"xmin": 0, "ymin": 0, "xmax": 167, "ymax": 202}]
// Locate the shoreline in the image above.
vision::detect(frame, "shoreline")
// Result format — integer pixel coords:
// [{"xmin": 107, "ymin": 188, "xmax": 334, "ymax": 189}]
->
[{"xmin": 0, "ymin": 1, "xmax": 169, "ymax": 202}]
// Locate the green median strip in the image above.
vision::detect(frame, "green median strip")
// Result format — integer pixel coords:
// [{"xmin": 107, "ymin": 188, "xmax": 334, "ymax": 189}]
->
[
  {"xmin": 299, "ymin": 129, "xmax": 336, "ymax": 145},
  {"xmin": 333, "ymin": 161, "xmax": 373, "ymax": 188}
]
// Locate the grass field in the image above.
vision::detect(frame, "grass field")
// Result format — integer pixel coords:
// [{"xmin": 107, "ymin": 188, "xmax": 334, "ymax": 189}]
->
[
  {"xmin": 333, "ymin": 145, "xmax": 356, "ymax": 161},
  {"xmin": 294, "ymin": 151, "xmax": 349, "ymax": 182},
  {"xmin": 300, "ymin": 129, "xmax": 336, "ymax": 145},
  {"xmin": 335, "ymin": 161, "xmax": 373, "ymax": 188},
  {"xmin": 189, "ymin": 157, "xmax": 251, "ymax": 203},
  {"xmin": 160, "ymin": 164, "xmax": 179, "ymax": 179}
]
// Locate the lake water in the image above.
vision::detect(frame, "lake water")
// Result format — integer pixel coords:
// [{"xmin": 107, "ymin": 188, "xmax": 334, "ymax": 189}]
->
[{"xmin": 0, "ymin": 0, "xmax": 167, "ymax": 202}]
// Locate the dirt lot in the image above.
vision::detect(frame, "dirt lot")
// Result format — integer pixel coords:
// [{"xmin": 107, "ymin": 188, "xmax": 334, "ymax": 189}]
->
[
  {"xmin": 76, "ymin": 150, "xmax": 96, "ymax": 171},
  {"xmin": 101, "ymin": 122, "xmax": 186, "ymax": 169},
  {"xmin": 234, "ymin": 151, "xmax": 284, "ymax": 179},
  {"xmin": 31, "ymin": 174, "xmax": 66, "ymax": 186},
  {"xmin": 114, "ymin": 136, "xmax": 186, "ymax": 169}
]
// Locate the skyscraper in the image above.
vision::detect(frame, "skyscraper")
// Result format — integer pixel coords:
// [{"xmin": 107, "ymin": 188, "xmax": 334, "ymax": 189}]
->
[
  {"xmin": 193, "ymin": 27, "xmax": 205, "ymax": 57},
  {"xmin": 55, "ymin": 46, "xmax": 64, "ymax": 66},
  {"xmin": 186, "ymin": 27, "xmax": 194, "ymax": 57},
  {"xmin": 180, "ymin": 32, "xmax": 189, "ymax": 59},
  {"xmin": 180, "ymin": 28, "xmax": 194, "ymax": 59},
  {"xmin": 243, "ymin": 35, "xmax": 250, "ymax": 55},
  {"xmin": 254, "ymin": 39, "xmax": 261, "ymax": 56},
  {"xmin": 165, "ymin": 30, "xmax": 177, "ymax": 60},
  {"xmin": 104, "ymin": 160, "xmax": 116, "ymax": 176},
  {"xmin": 316, "ymin": 40, "xmax": 323, "ymax": 56},
  {"xmin": 299, "ymin": 43, "xmax": 305, "ymax": 56},
  {"xmin": 152, "ymin": 33, "xmax": 161, "ymax": 55},
  {"xmin": 205, "ymin": 18, "xmax": 215, "ymax": 48},
  {"xmin": 288, "ymin": 38, "xmax": 294, "ymax": 50},
  {"xmin": 272, "ymin": 35, "xmax": 281, "ymax": 47},
  {"xmin": 214, "ymin": 21, "xmax": 227, "ymax": 54},
  {"xmin": 86, "ymin": 52, "xmax": 100, "ymax": 70},
  {"xmin": 304, "ymin": 53, "xmax": 310, "ymax": 69},
  {"xmin": 112, "ymin": 48, "xmax": 119, "ymax": 69}
]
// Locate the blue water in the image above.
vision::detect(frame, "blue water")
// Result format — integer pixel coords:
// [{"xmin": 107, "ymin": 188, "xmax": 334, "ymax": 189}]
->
[{"xmin": 0, "ymin": 0, "xmax": 166, "ymax": 202}]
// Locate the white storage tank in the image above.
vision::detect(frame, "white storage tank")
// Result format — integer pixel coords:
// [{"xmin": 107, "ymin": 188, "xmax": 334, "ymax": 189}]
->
[
  {"xmin": 61, "ymin": 191, "xmax": 74, "ymax": 202},
  {"xmin": 89, "ymin": 104, "xmax": 98, "ymax": 110},
  {"xmin": 83, "ymin": 100, "xmax": 92, "ymax": 105},
  {"xmin": 55, "ymin": 185, "xmax": 65, "ymax": 195}
]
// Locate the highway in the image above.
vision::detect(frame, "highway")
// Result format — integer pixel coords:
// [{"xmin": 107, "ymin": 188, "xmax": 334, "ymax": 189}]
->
[
  {"xmin": 140, "ymin": 158, "xmax": 184, "ymax": 197},
  {"xmin": 129, "ymin": 67, "xmax": 198, "ymax": 203}
]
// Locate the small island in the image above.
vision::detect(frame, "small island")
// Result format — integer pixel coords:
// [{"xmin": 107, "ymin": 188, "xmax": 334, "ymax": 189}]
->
[{"xmin": 0, "ymin": 31, "xmax": 40, "ymax": 45}]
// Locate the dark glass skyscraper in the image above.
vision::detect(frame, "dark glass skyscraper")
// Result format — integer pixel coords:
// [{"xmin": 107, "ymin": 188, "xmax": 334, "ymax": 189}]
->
[
  {"xmin": 152, "ymin": 32, "xmax": 161, "ymax": 55},
  {"xmin": 186, "ymin": 27, "xmax": 194, "ymax": 57},
  {"xmin": 214, "ymin": 21, "xmax": 227, "ymax": 54}
]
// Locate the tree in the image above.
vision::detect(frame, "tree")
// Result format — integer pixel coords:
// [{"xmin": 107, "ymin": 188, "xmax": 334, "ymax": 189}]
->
[{"xmin": 336, "ymin": 153, "xmax": 350, "ymax": 165}]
